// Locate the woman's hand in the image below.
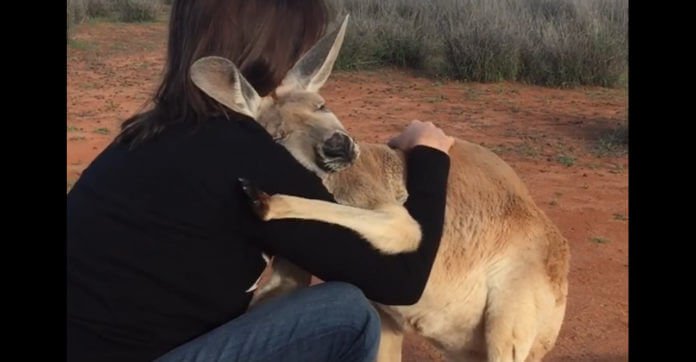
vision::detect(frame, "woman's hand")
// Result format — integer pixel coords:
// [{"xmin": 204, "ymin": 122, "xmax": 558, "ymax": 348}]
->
[{"xmin": 388, "ymin": 120, "xmax": 455, "ymax": 154}]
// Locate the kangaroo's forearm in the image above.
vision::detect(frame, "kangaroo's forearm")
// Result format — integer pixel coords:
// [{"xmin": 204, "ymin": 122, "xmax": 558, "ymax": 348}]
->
[{"xmin": 266, "ymin": 195, "xmax": 421, "ymax": 254}]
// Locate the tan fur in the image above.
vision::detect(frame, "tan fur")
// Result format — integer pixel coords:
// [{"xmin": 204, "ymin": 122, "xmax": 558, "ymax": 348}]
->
[
  {"xmin": 190, "ymin": 14, "xmax": 570, "ymax": 361},
  {"xmin": 261, "ymin": 141, "xmax": 570, "ymax": 362},
  {"xmin": 264, "ymin": 194, "xmax": 421, "ymax": 254},
  {"xmin": 256, "ymin": 91, "xmax": 361, "ymax": 178}
]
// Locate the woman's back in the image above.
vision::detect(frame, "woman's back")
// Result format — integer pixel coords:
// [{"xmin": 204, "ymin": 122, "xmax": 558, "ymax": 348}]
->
[{"xmin": 67, "ymin": 116, "xmax": 289, "ymax": 361}]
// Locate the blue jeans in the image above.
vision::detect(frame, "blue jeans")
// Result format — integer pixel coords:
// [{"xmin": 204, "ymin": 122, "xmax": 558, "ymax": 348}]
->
[{"xmin": 154, "ymin": 282, "xmax": 381, "ymax": 362}]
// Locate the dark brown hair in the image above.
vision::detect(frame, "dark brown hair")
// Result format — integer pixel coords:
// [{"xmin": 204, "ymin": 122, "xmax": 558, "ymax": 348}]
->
[{"xmin": 116, "ymin": 0, "xmax": 330, "ymax": 146}]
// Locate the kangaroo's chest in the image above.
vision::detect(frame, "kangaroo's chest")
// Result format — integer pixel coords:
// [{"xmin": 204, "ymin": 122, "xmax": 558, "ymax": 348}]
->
[
  {"xmin": 324, "ymin": 171, "xmax": 403, "ymax": 209},
  {"xmin": 322, "ymin": 145, "xmax": 407, "ymax": 209}
]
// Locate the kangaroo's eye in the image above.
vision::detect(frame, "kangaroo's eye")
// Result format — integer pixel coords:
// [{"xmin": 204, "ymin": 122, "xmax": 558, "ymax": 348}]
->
[{"xmin": 316, "ymin": 103, "xmax": 328, "ymax": 112}]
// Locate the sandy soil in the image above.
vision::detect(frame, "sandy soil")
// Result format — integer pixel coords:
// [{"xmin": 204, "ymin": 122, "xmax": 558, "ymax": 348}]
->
[{"xmin": 68, "ymin": 22, "xmax": 628, "ymax": 362}]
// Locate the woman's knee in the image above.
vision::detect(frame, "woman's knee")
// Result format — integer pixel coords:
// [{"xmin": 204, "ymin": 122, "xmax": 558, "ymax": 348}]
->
[
  {"xmin": 319, "ymin": 281, "xmax": 367, "ymax": 302},
  {"xmin": 318, "ymin": 282, "xmax": 377, "ymax": 318},
  {"xmin": 317, "ymin": 282, "xmax": 381, "ymax": 360},
  {"xmin": 321, "ymin": 282, "xmax": 380, "ymax": 325}
]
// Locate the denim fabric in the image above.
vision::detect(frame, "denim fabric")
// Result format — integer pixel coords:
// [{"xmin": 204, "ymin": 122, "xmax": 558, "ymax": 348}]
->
[{"xmin": 155, "ymin": 282, "xmax": 381, "ymax": 362}]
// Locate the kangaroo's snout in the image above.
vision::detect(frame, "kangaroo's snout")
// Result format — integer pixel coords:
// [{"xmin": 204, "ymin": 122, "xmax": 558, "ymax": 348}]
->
[
  {"xmin": 322, "ymin": 132, "xmax": 355, "ymax": 160},
  {"xmin": 317, "ymin": 132, "xmax": 359, "ymax": 173}
]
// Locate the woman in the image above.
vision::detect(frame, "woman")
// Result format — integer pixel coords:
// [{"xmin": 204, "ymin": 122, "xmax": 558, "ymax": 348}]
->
[{"xmin": 67, "ymin": 1, "xmax": 454, "ymax": 361}]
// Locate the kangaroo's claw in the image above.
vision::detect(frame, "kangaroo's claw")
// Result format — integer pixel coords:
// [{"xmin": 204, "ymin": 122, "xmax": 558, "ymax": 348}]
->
[{"xmin": 238, "ymin": 178, "xmax": 271, "ymax": 220}]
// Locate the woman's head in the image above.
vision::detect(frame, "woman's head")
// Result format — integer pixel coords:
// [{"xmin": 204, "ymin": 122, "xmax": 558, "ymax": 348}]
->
[{"xmin": 117, "ymin": 0, "xmax": 330, "ymax": 146}]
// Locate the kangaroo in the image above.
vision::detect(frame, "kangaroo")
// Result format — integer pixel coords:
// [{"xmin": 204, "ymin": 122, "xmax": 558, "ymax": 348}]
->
[{"xmin": 191, "ymin": 15, "xmax": 570, "ymax": 362}]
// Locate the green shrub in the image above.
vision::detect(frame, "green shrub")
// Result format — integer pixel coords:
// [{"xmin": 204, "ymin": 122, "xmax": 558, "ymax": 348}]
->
[
  {"xmin": 114, "ymin": 0, "xmax": 160, "ymax": 23},
  {"xmin": 328, "ymin": 0, "xmax": 628, "ymax": 87},
  {"xmin": 86, "ymin": 0, "xmax": 114, "ymax": 18},
  {"xmin": 67, "ymin": 0, "xmax": 87, "ymax": 37}
]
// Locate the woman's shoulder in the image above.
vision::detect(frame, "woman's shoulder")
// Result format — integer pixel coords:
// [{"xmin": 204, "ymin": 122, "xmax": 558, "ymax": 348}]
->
[
  {"xmin": 198, "ymin": 114, "xmax": 293, "ymax": 165},
  {"xmin": 199, "ymin": 115, "xmax": 332, "ymax": 200},
  {"xmin": 206, "ymin": 114, "xmax": 267, "ymax": 135}
]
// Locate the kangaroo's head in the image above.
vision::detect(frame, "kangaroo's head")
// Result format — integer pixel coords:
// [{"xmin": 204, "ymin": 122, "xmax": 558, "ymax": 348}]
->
[{"xmin": 190, "ymin": 15, "xmax": 357, "ymax": 178}]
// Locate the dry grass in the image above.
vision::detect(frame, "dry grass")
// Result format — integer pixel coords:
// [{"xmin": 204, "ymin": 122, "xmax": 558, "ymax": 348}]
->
[{"xmin": 329, "ymin": 0, "xmax": 628, "ymax": 87}]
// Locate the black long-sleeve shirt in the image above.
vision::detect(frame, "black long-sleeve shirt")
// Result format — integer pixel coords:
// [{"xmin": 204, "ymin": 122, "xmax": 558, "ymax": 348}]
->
[{"xmin": 67, "ymin": 115, "xmax": 450, "ymax": 362}]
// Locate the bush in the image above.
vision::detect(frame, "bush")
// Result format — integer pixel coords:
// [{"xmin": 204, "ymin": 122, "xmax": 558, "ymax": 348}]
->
[
  {"xmin": 86, "ymin": 0, "xmax": 114, "ymax": 18},
  {"xmin": 328, "ymin": 0, "xmax": 628, "ymax": 87},
  {"xmin": 517, "ymin": 0, "xmax": 628, "ymax": 87},
  {"xmin": 68, "ymin": 0, "xmax": 162, "ymax": 28},
  {"xmin": 114, "ymin": 0, "xmax": 160, "ymax": 23},
  {"xmin": 67, "ymin": 0, "xmax": 87, "ymax": 37},
  {"xmin": 440, "ymin": 3, "xmax": 522, "ymax": 82}
]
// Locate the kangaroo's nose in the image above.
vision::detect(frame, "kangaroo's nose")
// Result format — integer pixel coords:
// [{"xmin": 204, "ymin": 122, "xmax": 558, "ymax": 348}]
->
[{"xmin": 322, "ymin": 132, "xmax": 354, "ymax": 159}]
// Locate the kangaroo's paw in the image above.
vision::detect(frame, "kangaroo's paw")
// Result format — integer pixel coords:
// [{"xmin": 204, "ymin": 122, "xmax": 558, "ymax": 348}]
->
[{"xmin": 238, "ymin": 178, "xmax": 271, "ymax": 220}]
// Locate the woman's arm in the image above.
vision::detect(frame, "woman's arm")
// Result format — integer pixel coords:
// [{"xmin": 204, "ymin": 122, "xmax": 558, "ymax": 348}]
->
[{"xmin": 241, "ymin": 121, "xmax": 452, "ymax": 305}]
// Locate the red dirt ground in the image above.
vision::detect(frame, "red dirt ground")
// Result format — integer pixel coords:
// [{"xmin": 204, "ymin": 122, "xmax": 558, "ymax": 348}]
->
[{"xmin": 68, "ymin": 22, "xmax": 628, "ymax": 361}]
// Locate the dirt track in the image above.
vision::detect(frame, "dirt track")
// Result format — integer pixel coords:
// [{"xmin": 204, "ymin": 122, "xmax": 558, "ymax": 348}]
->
[{"xmin": 68, "ymin": 22, "xmax": 628, "ymax": 361}]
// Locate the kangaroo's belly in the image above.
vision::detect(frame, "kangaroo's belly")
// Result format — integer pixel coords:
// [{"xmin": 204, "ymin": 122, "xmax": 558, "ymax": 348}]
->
[{"xmin": 378, "ymin": 267, "xmax": 490, "ymax": 355}]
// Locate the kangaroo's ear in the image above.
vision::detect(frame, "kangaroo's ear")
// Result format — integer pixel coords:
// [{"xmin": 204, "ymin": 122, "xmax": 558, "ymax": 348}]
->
[
  {"xmin": 276, "ymin": 14, "xmax": 350, "ymax": 95},
  {"xmin": 190, "ymin": 56, "xmax": 261, "ymax": 119}
]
